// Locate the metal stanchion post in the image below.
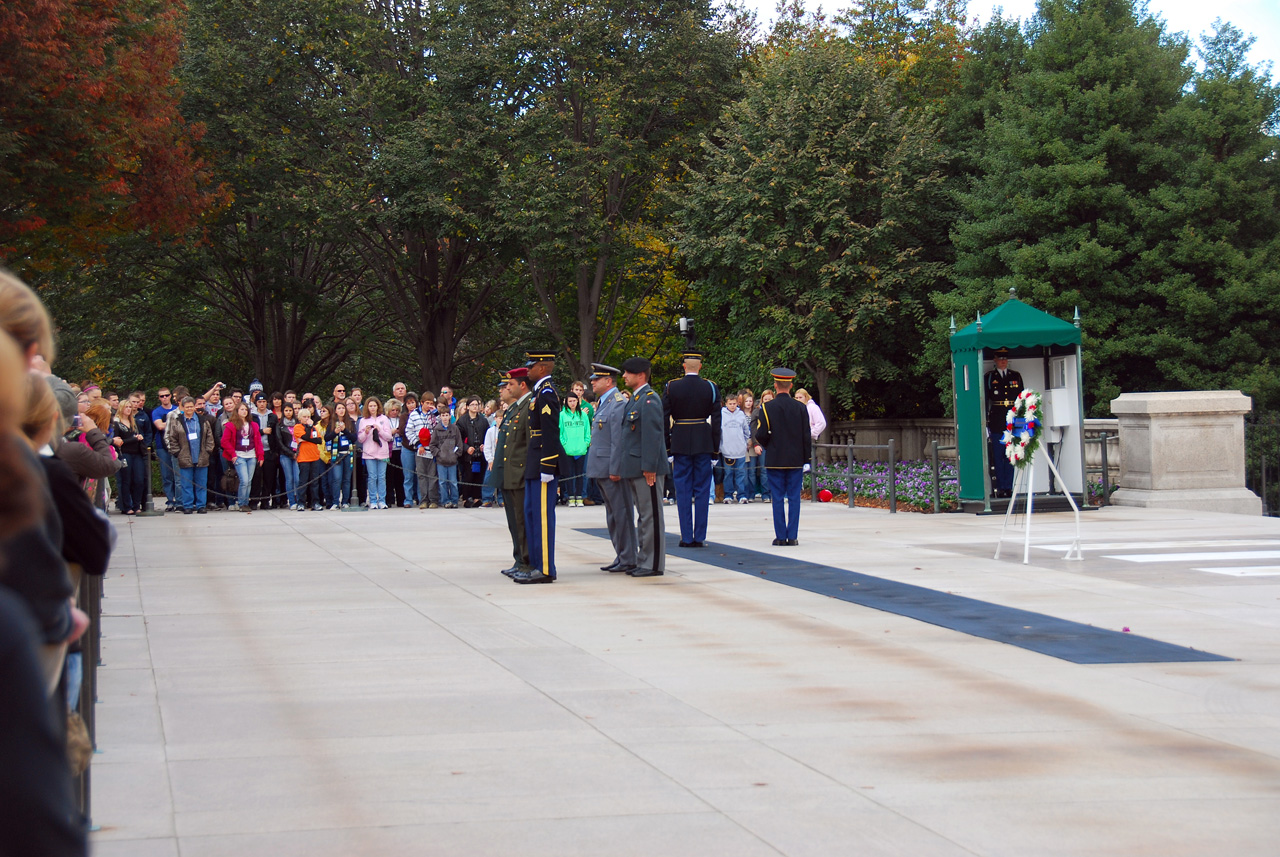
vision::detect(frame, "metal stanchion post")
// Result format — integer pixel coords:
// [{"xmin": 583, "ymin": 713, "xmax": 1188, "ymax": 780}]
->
[
  {"xmin": 344, "ymin": 452, "xmax": 368, "ymax": 511},
  {"xmin": 138, "ymin": 446, "xmax": 164, "ymax": 516},
  {"xmin": 846, "ymin": 440, "xmax": 855, "ymax": 509},
  {"xmin": 888, "ymin": 438, "xmax": 897, "ymax": 514},
  {"xmin": 1099, "ymin": 431, "xmax": 1110, "ymax": 507},
  {"xmin": 810, "ymin": 443, "xmax": 817, "ymax": 503},
  {"xmin": 931, "ymin": 440, "xmax": 941, "ymax": 515}
]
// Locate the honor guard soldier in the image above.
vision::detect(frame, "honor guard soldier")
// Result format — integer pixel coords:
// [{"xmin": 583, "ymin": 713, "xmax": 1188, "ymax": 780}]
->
[
  {"xmin": 496, "ymin": 370, "xmax": 533, "ymax": 578},
  {"xmin": 616, "ymin": 357, "xmax": 668, "ymax": 577},
  {"xmin": 751, "ymin": 368, "xmax": 811, "ymax": 546},
  {"xmin": 663, "ymin": 348, "xmax": 720, "ymax": 547},
  {"xmin": 585, "ymin": 363, "xmax": 637, "ymax": 574},
  {"xmin": 984, "ymin": 347, "xmax": 1022, "ymax": 498},
  {"xmin": 515, "ymin": 349, "xmax": 563, "ymax": 584}
]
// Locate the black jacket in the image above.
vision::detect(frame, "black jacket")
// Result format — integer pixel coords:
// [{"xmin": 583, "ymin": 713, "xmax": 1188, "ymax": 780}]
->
[
  {"xmin": 752, "ymin": 393, "xmax": 812, "ymax": 469},
  {"xmin": 663, "ymin": 374, "xmax": 721, "ymax": 456}
]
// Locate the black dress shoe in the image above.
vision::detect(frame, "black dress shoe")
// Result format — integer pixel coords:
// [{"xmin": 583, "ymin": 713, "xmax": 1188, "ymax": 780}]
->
[
  {"xmin": 513, "ymin": 570, "xmax": 554, "ymax": 584},
  {"xmin": 785, "ymin": 539, "xmax": 798, "ymax": 546},
  {"xmin": 197, "ymin": 508, "xmax": 207, "ymax": 514},
  {"xmin": 600, "ymin": 561, "xmax": 620, "ymax": 571},
  {"xmin": 690, "ymin": 541, "xmax": 705, "ymax": 548},
  {"xmin": 612, "ymin": 565, "xmax": 637, "ymax": 574},
  {"xmin": 629, "ymin": 568, "xmax": 663, "ymax": 577},
  {"xmin": 678, "ymin": 541, "xmax": 694, "ymax": 548},
  {"xmin": 772, "ymin": 538, "xmax": 784, "ymax": 546}
]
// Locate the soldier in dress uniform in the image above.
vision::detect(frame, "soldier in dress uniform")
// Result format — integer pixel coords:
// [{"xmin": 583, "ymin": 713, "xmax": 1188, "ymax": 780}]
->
[
  {"xmin": 752, "ymin": 368, "xmax": 811, "ymax": 546},
  {"xmin": 515, "ymin": 349, "xmax": 563, "ymax": 584},
  {"xmin": 585, "ymin": 363, "xmax": 637, "ymax": 574},
  {"xmin": 984, "ymin": 347, "xmax": 1022, "ymax": 498},
  {"xmin": 615, "ymin": 357, "xmax": 668, "ymax": 577},
  {"xmin": 495, "ymin": 370, "xmax": 532, "ymax": 577},
  {"xmin": 663, "ymin": 349, "xmax": 720, "ymax": 548}
]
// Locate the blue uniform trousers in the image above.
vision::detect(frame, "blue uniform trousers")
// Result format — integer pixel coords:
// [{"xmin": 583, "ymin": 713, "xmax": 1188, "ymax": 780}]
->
[
  {"xmin": 524, "ymin": 476, "xmax": 557, "ymax": 579},
  {"xmin": 672, "ymin": 452, "xmax": 713, "ymax": 542},
  {"xmin": 767, "ymin": 468, "xmax": 803, "ymax": 541},
  {"xmin": 990, "ymin": 435, "xmax": 1014, "ymax": 493}
]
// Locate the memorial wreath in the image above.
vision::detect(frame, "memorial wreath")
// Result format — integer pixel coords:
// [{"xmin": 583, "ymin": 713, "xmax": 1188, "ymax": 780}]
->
[{"xmin": 1001, "ymin": 389, "xmax": 1042, "ymax": 468}]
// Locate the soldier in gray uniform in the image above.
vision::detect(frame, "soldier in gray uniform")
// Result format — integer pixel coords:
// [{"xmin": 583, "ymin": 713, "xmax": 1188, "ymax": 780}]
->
[
  {"xmin": 586, "ymin": 363, "xmax": 636, "ymax": 573},
  {"xmin": 614, "ymin": 357, "xmax": 668, "ymax": 577}
]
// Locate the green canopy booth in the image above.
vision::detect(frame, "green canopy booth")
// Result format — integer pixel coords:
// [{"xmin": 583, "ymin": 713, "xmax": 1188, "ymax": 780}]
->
[{"xmin": 950, "ymin": 298, "xmax": 1086, "ymax": 511}]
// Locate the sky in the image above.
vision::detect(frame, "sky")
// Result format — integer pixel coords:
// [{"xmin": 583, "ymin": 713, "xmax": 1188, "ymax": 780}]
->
[{"xmin": 743, "ymin": 0, "xmax": 1280, "ymax": 71}]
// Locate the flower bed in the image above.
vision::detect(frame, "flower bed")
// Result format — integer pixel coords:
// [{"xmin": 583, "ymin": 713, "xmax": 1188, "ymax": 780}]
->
[{"xmin": 810, "ymin": 459, "xmax": 959, "ymax": 513}]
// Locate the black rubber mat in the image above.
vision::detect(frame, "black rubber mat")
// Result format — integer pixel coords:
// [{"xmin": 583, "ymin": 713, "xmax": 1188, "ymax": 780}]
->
[{"xmin": 577, "ymin": 529, "xmax": 1232, "ymax": 664}]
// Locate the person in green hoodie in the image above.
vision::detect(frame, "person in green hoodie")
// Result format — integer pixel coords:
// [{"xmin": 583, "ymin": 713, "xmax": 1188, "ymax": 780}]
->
[{"xmin": 559, "ymin": 391, "xmax": 591, "ymax": 507}]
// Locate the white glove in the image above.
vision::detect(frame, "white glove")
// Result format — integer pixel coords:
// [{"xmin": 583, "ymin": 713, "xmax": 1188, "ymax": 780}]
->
[
  {"xmin": 803, "ymin": 464, "xmax": 811, "ymax": 473},
  {"xmin": 540, "ymin": 473, "xmax": 554, "ymax": 483},
  {"xmin": 667, "ymin": 456, "xmax": 674, "ymax": 464}
]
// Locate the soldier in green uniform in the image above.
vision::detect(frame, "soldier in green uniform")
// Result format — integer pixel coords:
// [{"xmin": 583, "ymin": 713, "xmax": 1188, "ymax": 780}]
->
[{"xmin": 499, "ymin": 368, "xmax": 533, "ymax": 577}]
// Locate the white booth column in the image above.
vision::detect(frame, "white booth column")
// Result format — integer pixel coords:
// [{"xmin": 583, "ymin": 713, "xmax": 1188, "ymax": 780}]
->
[{"xmin": 1109, "ymin": 391, "xmax": 1261, "ymax": 515}]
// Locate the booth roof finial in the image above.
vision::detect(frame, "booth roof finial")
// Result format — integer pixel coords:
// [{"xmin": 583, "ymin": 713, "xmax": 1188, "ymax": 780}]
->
[
  {"xmin": 976, "ymin": 310, "xmax": 982, "ymax": 332},
  {"xmin": 1009, "ymin": 286, "xmax": 1017, "ymax": 299},
  {"xmin": 1073, "ymin": 306, "xmax": 1081, "ymax": 328},
  {"xmin": 949, "ymin": 315, "xmax": 956, "ymax": 334}
]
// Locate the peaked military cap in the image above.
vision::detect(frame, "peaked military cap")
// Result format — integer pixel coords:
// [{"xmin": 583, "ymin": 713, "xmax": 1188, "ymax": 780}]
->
[
  {"xmin": 589, "ymin": 363, "xmax": 620, "ymax": 380},
  {"xmin": 525, "ymin": 348, "xmax": 558, "ymax": 364},
  {"xmin": 993, "ymin": 347, "xmax": 1011, "ymax": 358},
  {"xmin": 681, "ymin": 349, "xmax": 704, "ymax": 361},
  {"xmin": 770, "ymin": 367, "xmax": 797, "ymax": 382}
]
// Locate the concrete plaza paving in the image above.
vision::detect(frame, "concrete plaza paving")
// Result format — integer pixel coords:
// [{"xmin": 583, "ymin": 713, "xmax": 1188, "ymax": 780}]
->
[{"xmin": 89, "ymin": 499, "xmax": 1280, "ymax": 856}]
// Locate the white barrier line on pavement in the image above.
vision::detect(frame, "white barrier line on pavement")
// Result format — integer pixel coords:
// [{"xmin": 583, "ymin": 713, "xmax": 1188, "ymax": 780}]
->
[{"xmin": 1104, "ymin": 550, "xmax": 1280, "ymax": 563}]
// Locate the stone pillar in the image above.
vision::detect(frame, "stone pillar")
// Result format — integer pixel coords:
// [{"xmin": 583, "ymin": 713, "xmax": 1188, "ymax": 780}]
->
[{"xmin": 1109, "ymin": 391, "xmax": 1261, "ymax": 515}]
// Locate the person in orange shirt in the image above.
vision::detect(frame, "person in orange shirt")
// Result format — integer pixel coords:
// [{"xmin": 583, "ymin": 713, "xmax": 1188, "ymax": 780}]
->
[{"xmin": 293, "ymin": 408, "xmax": 324, "ymax": 511}]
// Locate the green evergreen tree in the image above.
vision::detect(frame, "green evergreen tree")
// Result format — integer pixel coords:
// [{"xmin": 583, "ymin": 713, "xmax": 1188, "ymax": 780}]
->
[{"xmin": 945, "ymin": 0, "xmax": 1198, "ymax": 413}]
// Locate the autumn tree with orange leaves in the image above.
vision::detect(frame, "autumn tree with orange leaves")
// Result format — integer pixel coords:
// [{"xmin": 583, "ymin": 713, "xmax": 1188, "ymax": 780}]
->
[{"xmin": 0, "ymin": 0, "xmax": 215, "ymax": 272}]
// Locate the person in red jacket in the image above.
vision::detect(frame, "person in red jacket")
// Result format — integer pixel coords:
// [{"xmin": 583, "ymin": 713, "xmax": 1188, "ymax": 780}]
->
[{"xmin": 220, "ymin": 402, "xmax": 263, "ymax": 512}]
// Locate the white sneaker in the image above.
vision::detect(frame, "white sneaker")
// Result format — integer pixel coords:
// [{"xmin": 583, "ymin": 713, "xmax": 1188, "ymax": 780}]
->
[{"xmin": 739, "ymin": 498, "xmax": 749, "ymax": 504}]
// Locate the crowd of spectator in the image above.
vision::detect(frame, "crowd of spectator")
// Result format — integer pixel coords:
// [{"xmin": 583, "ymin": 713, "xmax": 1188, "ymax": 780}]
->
[{"xmin": 85, "ymin": 376, "xmax": 808, "ymax": 516}]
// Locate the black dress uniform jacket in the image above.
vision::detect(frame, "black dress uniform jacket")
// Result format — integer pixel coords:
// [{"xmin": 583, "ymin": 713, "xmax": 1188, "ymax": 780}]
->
[
  {"xmin": 663, "ymin": 374, "xmax": 721, "ymax": 456},
  {"xmin": 984, "ymin": 369, "xmax": 1024, "ymax": 433},
  {"xmin": 523, "ymin": 377, "xmax": 565, "ymax": 480},
  {"xmin": 751, "ymin": 393, "xmax": 811, "ymax": 468}
]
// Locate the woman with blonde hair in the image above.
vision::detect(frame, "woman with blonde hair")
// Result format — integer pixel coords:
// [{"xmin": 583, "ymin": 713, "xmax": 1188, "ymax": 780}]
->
[
  {"xmin": 793, "ymin": 387, "xmax": 827, "ymax": 442},
  {"xmin": 111, "ymin": 399, "xmax": 148, "ymax": 514}
]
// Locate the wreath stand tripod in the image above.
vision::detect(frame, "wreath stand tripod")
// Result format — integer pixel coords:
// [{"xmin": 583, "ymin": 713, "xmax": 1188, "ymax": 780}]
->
[{"xmin": 994, "ymin": 449, "xmax": 1084, "ymax": 563}]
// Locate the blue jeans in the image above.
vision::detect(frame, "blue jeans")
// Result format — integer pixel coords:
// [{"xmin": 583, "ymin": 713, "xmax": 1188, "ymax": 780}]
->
[
  {"xmin": 723, "ymin": 457, "xmax": 748, "ymax": 499},
  {"xmin": 298, "ymin": 459, "xmax": 322, "ymax": 507},
  {"xmin": 767, "ymin": 468, "xmax": 803, "ymax": 541},
  {"xmin": 280, "ymin": 457, "xmax": 299, "ymax": 505},
  {"xmin": 753, "ymin": 452, "xmax": 771, "ymax": 499},
  {"xmin": 179, "ymin": 465, "xmax": 208, "ymax": 510},
  {"xmin": 156, "ymin": 446, "xmax": 178, "ymax": 505},
  {"xmin": 233, "ymin": 456, "xmax": 256, "ymax": 507},
  {"xmin": 563, "ymin": 455, "xmax": 586, "ymax": 499},
  {"xmin": 365, "ymin": 457, "xmax": 387, "ymax": 505},
  {"xmin": 327, "ymin": 455, "xmax": 352, "ymax": 505},
  {"xmin": 482, "ymin": 467, "xmax": 497, "ymax": 503},
  {"xmin": 400, "ymin": 446, "xmax": 419, "ymax": 505},
  {"xmin": 438, "ymin": 464, "xmax": 459, "ymax": 505}
]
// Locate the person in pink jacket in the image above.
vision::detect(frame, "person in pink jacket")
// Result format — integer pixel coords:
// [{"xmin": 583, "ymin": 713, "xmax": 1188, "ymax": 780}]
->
[
  {"xmin": 357, "ymin": 397, "xmax": 394, "ymax": 509},
  {"xmin": 794, "ymin": 388, "xmax": 827, "ymax": 442},
  {"xmin": 220, "ymin": 402, "xmax": 264, "ymax": 512}
]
